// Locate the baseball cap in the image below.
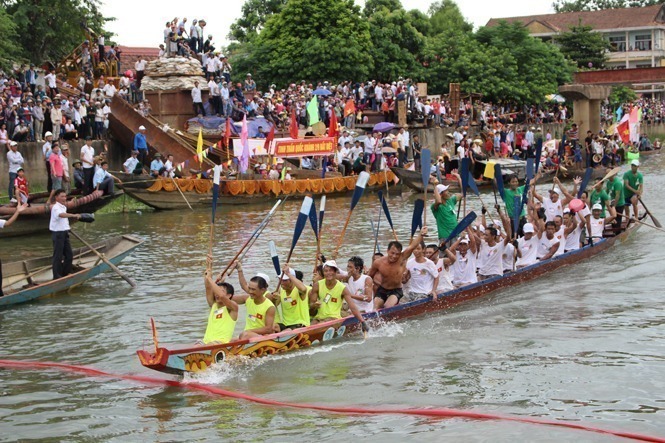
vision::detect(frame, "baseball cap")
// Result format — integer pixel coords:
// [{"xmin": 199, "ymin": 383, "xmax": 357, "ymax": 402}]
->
[
  {"xmin": 592, "ymin": 203, "xmax": 602, "ymax": 211},
  {"xmin": 631, "ymin": 159, "xmax": 640, "ymax": 166},
  {"xmin": 435, "ymin": 184, "xmax": 449, "ymax": 194},
  {"xmin": 550, "ymin": 187, "xmax": 561, "ymax": 195},
  {"xmin": 44, "ymin": 131, "xmax": 53, "ymax": 137},
  {"xmin": 523, "ymin": 223, "xmax": 535, "ymax": 233},
  {"xmin": 281, "ymin": 269, "xmax": 296, "ymax": 280},
  {"xmin": 255, "ymin": 272, "xmax": 271, "ymax": 286},
  {"xmin": 323, "ymin": 260, "xmax": 339, "ymax": 270},
  {"xmin": 459, "ymin": 237, "xmax": 470, "ymax": 244},
  {"xmin": 139, "ymin": 125, "xmax": 146, "ymax": 130}
]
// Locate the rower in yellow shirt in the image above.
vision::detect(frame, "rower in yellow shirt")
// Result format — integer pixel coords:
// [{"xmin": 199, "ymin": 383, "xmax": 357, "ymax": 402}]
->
[
  {"xmin": 271, "ymin": 264, "xmax": 310, "ymax": 332},
  {"xmin": 201, "ymin": 270, "xmax": 238, "ymax": 345},
  {"xmin": 233, "ymin": 261, "xmax": 277, "ymax": 340}
]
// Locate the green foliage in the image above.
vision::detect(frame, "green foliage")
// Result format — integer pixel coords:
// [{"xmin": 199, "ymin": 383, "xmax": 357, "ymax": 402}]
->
[
  {"xmin": 609, "ymin": 85, "xmax": 638, "ymax": 107},
  {"xmin": 229, "ymin": 0, "xmax": 287, "ymax": 43},
  {"xmin": 2, "ymin": 0, "xmax": 112, "ymax": 64},
  {"xmin": 555, "ymin": 24, "xmax": 611, "ymax": 69},
  {"xmin": 0, "ymin": 8, "xmax": 20, "ymax": 70},
  {"xmin": 429, "ymin": 0, "xmax": 473, "ymax": 35},
  {"xmin": 553, "ymin": 0, "xmax": 663, "ymax": 12}
]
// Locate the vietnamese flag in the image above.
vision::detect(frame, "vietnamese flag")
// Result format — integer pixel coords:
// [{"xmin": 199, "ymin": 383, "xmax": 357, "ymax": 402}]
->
[
  {"xmin": 344, "ymin": 98, "xmax": 356, "ymax": 118},
  {"xmin": 264, "ymin": 124, "xmax": 275, "ymax": 153},
  {"xmin": 290, "ymin": 108, "xmax": 299, "ymax": 139},
  {"xmin": 328, "ymin": 109, "xmax": 338, "ymax": 139},
  {"xmin": 616, "ymin": 115, "xmax": 630, "ymax": 144}
]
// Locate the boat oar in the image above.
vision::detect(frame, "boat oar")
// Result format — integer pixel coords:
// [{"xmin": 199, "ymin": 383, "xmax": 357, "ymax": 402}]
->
[
  {"xmin": 70, "ymin": 230, "xmax": 136, "ymax": 287},
  {"xmin": 597, "ymin": 166, "xmax": 621, "ymax": 185},
  {"xmin": 150, "ymin": 317, "xmax": 159, "ymax": 353},
  {"xmin": 276, "ymin": 196, "xmax": 313, "ymax": 293},
  {"xmin": 308, "ymin": 197, "xmax": 319, "ymax": 241},
  {"xmin": 441, "ymin": 211, "xmax": 477, "ymax": 246},
  {"xmin": 208, "ymin": 165, "xmax": 221, "ymax": 270},
  {"xmin": 638, "ymin": 197, "xmax": 662, "ymax": 228},
  {"xmin": 534, "ymin": 138, "xmax": 543, "ymax": 174},
  {"xmin": 421, "ymin": 148, "xmax": 431, "ymax": 227},
  {"xmin": 576, "ymin": 167, "xmax": 594, "ymax": 198},
  {"xmin": 333, "ymin": 171, "xmax": 370, "ymax": 259},
  {"xmin": 373, "ymin": 198, "xmax": 382, "ymax": 254},
  {"xmin": 219, "ymin": 199, "xmax": 283, "ymax": 279},
  {"xmin": 467, "ymin": 170, "xmax": 498, "ymax": 222},
  {"xmin": 378, "ymin": 190, "xmax": 399, "ymax": 242},
  {"xmin": 634, "ymin": 218, "xmax": 665, "ymax": 233},
  {"xmin": 494, "ymin": 163, "xmax": 505, "ymax": 204},
  {"xmin": 313, "ymin": 196, "xmax": 326, "ymax": 272},
  {"xmin": 269, "ymin": 241, "xmax": 281, "ymax": 277},
  {"xmin": 411, "ymin": 198, "xmax": 424, "ymax": 238},
  {"xmin": 171, "ymin": 177, "xmax": 193, "ymax": 211},
  {"xmin": 457, "ymin": 157, "xmax": 471, "ymax": 220}
]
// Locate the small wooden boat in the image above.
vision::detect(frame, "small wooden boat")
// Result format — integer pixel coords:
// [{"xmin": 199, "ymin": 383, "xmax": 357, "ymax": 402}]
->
[
  {"xmin": 0, "ymin": 190, "xmax": 122, "ymax": 238},
  {"xmin": 137, "ymin": 220, "xmax": 639, "ymax": 375},
  {"xmin": 0, "ymin": 234, "xmax": 143, "ymax": 308},
  {"xmin": 119, "ymin": 171, "xmax": 400, "ymax": 210}
]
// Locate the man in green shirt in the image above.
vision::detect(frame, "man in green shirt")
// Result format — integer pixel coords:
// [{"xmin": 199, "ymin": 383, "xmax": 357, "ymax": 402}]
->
[
  {"xmin": 500, "ymin": 174, "xmax": 526, "ymax": 236},
  {"xmin": 623, "ymin": 159, "xmax": 643, "ymax": 219},
  {"xmin": 589, "ymin": 179, "xmax": 611, "ymax": 217},
  {"xmin": 606, "ymin": 173, "xmax": 625, "ymax": 232},
  {"xmin": 431, "ymin": 173, "xmax": 462, "ymax": 243}
]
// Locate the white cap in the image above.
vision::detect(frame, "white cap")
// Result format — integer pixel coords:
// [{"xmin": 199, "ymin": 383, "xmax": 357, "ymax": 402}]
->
[
  {"xmin": 323, "ymin": 260, "xmax": 339, "ymax": 270},
  {"xmin": 631, "ymin": 159, "xmax": 640, "ymax": 167},
  {"xmin": 459, "ymin": 237, "xmax": 470, "ymax": 244},
  {"xmin": 281, "ymin": 268, "xmax": 296, "ymax": 280},
  {"xmin": 592, "ymin": 203, "xmax": 603, "ymax": 211},
  {"xmin": 44, "ymin": 131, "xmax": 53, "ymax": 137},
  {"xmin": 435, "ymin": 184, "xmax": 449, "ymax": 194},
  {"xmin": 9, "ymin": 141, "xmax": 17, "ymax": 146},
  {"xmin": 563, "ymin": 208, "xmax": 571, "ymax": 214},
  {"xmin": 255, "ymin": 272, "xmax": 271, "ymax": 286},
  {"xmin": 139, "ymin": 125, "xmax": 146, "ymax": 130},
  {"xmin": 492, "ymin": 220, "xmax": 503, "ymax": 228},
  {"xmin": 550, "ymin": 187, "xmax": 561, "ymax": 195},
  {"xmin": 523, "ymin": 223, "xmax": 535, "ymax": 233}
]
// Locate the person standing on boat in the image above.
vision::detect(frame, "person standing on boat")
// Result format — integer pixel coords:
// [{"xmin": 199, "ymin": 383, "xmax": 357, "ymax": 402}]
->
[
  {"xmin": 498, "ymin": 174, "xmax": 525, "ymax": 236},
  {"xmin": 80, "ymin": 137, "xmax": 95, "ymax": 194},
  {"xmin": 368, "ymin": 227, "xmax": 428, "ymax": 309},
  {"xmin": 515, "ymin": 223, "xmax": 539, "ymax": 268},
  {"xmin": 134, "ymin": 126, "xmax": 148, "ymax": 170},
  {"xmin": 50, "ymin": 189, "xmax": 82, "ymax": 279},
  {"xmin": 232, "ymin": 263, "xmax": 276, "ymax": 340},
  {"xmin": 403, "ymin": 241, "xmax": 439, "ymax": 301},
  {"xmin": 200, "ymin": 268, "xmax": 238, "ymax": 345},
  {"xmin": 345, "ymin": 256, "xmax": 374, "ymax": 313},
  {"xmin": 0, "ymin": 202, "xmax": 28, "ymax": 296},
  {"xmin": 476, "ymin": 205, "xmax": 512, "ymax": 280},
  {"xmin": 449, "ymin": 231, "xmax": 478, "ymax": 288},
  {"xmin": 532, "ymin": 185, "xmax": 564, "ymax": 223},
  {"xmin": 606, "ymin": 173, "xmax": 625, "ymax": 232},
  {"xmin": 271, "ymin": 264, "xmax": 310, "ymax": 332},
  {"xmin": 623, "ymin": 160, "xmax": 643, "ymax": 220},
  {"xmin": 588, "ymin": 203, "xmax": 617, "ymax": 242},
  {"xmin": 425, "ymin": 244, "xmax": 455, "ymax": 294},
  {"xmin": 310, "ymin": 260, "xmax": 368, "ymax": 330},
  {"xmin": 431, "ymin": 181, "xmax": 462, "ymax": 244}
]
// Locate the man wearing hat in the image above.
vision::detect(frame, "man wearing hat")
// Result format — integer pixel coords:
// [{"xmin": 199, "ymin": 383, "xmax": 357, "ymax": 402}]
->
[
  {"xmin": 515, "ymin": 223, "xmax": 539, "ymax": 268},
  {"xmin": 431, "ymin": 176, "xmax": 462, "ymax": 243},
  {"xmin": 51, "ymin": 101, "xmax": 63, "ymax": 140},
  {"xmin": 309, "ymin": 260, "xmax": 368, "ymax": 329},
  {"xmin": 134, "ymin": 125, "xmax": 148, "ymax": 168},
  {"xmin": 72, "ymin": 160, "xmax": 85, "ymax": 190},
  {"xmin": 532, "ymin": 180, "xmax": 564, "ymax": 223},
  {"xmin": 230, "ymin": 261, "xmax": 277, "ymax": 339},
  {"xmin": 588, "ymin": 202, "xmax": 617, "ymax": 241},
  {"xmin": 270, "ymin": 264, "xmax": 310, "ymax": 332},
  {"xmin": 7, "ymin": 141, "xmax": 24, "ymax": 202},
  {"xmin": 623, "ymin": 159, "xmax": 643, "ymax": 219},
  {"xmin": 150, "ymin": 153, "xmax": 165, "ymax": 178}
]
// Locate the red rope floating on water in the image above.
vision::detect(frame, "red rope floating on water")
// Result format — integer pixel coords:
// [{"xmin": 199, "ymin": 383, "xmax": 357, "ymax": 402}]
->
[{"xmin": 1, "ymin": 359, "xmax": 663, "ymax": 443}]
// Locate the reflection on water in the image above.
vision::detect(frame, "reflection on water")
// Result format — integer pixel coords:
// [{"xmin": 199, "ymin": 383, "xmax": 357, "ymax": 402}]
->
[{"xmin": 1, "ymin": 156, "xmax": 665, "ymax": 440}]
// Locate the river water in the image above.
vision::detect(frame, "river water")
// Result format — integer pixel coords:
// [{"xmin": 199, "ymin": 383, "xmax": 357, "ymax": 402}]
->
[{"xmin": 1, "ymin": 156, "xmax": 664, "ymax": 442}]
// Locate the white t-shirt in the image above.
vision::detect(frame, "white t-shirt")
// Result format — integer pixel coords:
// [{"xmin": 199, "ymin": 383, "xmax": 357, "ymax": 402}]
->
[
  {"xmin": 406, "ymin": 258, "xmax": 438, "ymax": 295},
  {"xmin": 81, "ymin": 145, "xmax": 95, "ymax": 169},
  {"xmin": 478, "ymin": 241, "xmax": 504, "ymax": 276},
  {"xmin": 191, "ymin": 87, "xmax": 202, "ymax": 103},
  {"xmin": 565, "ymin": 220, "xmax": 582, "ymax": 251},
  {"xmin": 346, "ymin": 274, "xmax": 373, "ymax": 313},
  {"xmin": 589, "ymin": 216, "xmax": 605, "ymax": 239},
  {"xmin": 49, "ymin": 202, "xmax": 70, "ymax": 232},
  {"xmin": 543, "ymin": 197, "xmax": 563, "ymax": 222},
  {"xmin": 554, "ymin": 226, "xmax": 566, "ymax": 256},
  {"xmin": 502, "ymin": 242, "xmax": 515, "ymax": 272},
  {"xmin": 537, "ymin": 233, "xmax": 560, "ymax": 259},
  {"xmin": 434, "ymin": 258, "xmax": 454, "ymax": 293},
  {"xmin": 451, "ymin": 250, "xmax": 477, "ymax": 286},
  {"xmin": 516, "ymin": 235, "xmax": 539, "ymax": 268}
]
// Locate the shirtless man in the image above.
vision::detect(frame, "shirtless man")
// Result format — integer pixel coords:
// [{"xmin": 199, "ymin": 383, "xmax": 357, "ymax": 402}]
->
[{"xmin": 368, "ymin": 226, "xmax": 428, "ymax": 309}]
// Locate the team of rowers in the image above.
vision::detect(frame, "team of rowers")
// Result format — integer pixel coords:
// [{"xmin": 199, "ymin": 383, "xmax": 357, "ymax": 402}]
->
[{"xmin": 199, "ymin": 159, "xmax": 644, "ymax": 345}]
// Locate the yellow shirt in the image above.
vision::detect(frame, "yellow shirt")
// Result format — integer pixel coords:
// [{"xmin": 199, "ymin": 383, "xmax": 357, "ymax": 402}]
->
[
  {"xmin": 279, "ymin": 285, "xmax": 311, "ymax": 327},
  {"xmin": 244, "ymin": 295, "xmax": 274, "ymax": 331},
  {"xmin": 315, "ymin": 279, "xmax": 345, "ymax": 320},
  {"xmin": 202, "ymin": 303, "xmax": 236, "ymax": 344}
]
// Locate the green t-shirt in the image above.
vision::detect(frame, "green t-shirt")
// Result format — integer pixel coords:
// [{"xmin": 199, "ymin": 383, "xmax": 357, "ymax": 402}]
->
[
  {"xmin": 589, "ymin": 189, "xmax": 610, "ymax": 217},
  {"xmin": 503, "ymin": 185, "xmax": 526, "ymax": 219},
  {"xmin": 623, "ymin": 171, "xmax": 643, "ymax": 197},
  {"xmin": 606, "ymin": 176, "xmax": 625, "ymax": 207},
  {"xmin": 431, "ymin": 195, "xmax": 458, "ymax": 240}
]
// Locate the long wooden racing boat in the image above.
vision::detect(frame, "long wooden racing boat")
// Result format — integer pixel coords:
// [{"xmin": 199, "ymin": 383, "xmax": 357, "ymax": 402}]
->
[
  {"xmin": 0, "ymin": 190, "xmax": 122, "ymax": 238},
  {"xmin": 120, "ymin": 171, "xmax": 399, "ymax": 210},
  {"xmin": 0, "ymin": 234, "xmax": 143, "ymax": 308},
  {"xmin": 137, "ymin": 220, "xmax": 639, "ymax": 375}
]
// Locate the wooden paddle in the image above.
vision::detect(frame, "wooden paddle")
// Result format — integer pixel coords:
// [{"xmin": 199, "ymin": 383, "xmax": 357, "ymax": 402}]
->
[
  {"xmin": 313, "ymin": 196, "xmax": 326, "ymax": 273},
  {"xmin": 442, "ymin": 211, "xmax": 478, "ymax": 245},
  {"xmin": 171, "ymin": 177, "xmax": 193, "ymax": 211},
  {"xmin": 534, "ymin": 138, "xmax": 543, "ymax": 174},
  {"xmin": 208, "ymin": 165, "xmax": 222, "ymax": 271},
  {"xmin": 494, "ymin": 163, "xmax": 505, "ymax": 204},
  {"xmin": 576, "ymin": 167, "xmax": 594, "ymax": 198},
  {"xmin": 269, "ymin": 241, "xmax": 280, "ymax": 277},
  {"xmin": 421, "ymin": 148, "xmax": 431, "ymax": 227},
  {"xmin": 373, "ymin": 198, "xmax": 382, "ymax": 254},
  {"xmin": 70, "ymin": 230, "xmax": 136, "ymax": 287},
  {"xmin": 333, "ymin": 171, "xmax": 370, "ymax": 259},
  {"xmin": 411, "ymin": 198, "xmax": 425, "ymax": 238},
  {"xmin": 638, "ymin": 197, "xmax": 662, "ymax": 228},
  {"xmin": 275, "ymin": 196, "xmax": 313, "ymax": 293},
  {"xmin": 598, "ymin": 166, "xmax": 621, "ymax": 185},
  {"xmin": 378, "ymin": 190, "xmax": 399, "ymax": 242},
  {"xmin": 634, "ymin": 218, "xmax": 665, "ymax": 233}
]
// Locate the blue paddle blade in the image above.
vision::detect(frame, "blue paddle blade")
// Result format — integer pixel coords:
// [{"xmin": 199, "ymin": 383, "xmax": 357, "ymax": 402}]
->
[
  {"xmin": 513, "ymin": 195, "xmax": 521, "ymax": 232},
  {"xmin": 526, "ymin": 158, "xmax": 535, "ymax": 181},
  {"xmin": 351, "ymin": 171, "xmax": 370, "ymax": 210},
  {"xmin": 534, "ymin": 139, "xmax": 543, "ymax": 174},
  {"xmin": 269, "ymin": 241, "xmax": 280, "ymax": 276},
  {"xmin": 211, "ymin": 183, "xmax": 219, "ymax": 223},
  {"xmin": 378, "ymin": 191, "xmax": 394, "ymax": 230},
  {"xmin": 291, "ymin": 197, "xmax": 313, "ymax": 251},
  {"xmin": 445, "ymin": 211, "xmax": 477, "ymax": 243},
  {"xmin": 494, "ymin": 164, "xmax": 505, "ymax": 203},
  {"xmin": 558, "ymin": 134, "xmax": 566, "ymax": 158},
  {"xmin": 577, "ymin": 167, "xmax": 594, "ymax": 198},
  {"xmin": 467, "ymin": 171, "xmax": 479, "ymax": 196},
  {"xmin": 308, "ymin": 198, "xmax": 318, "ymax": 240},
  {"xmin": 411, "ymin": 198, "xmax": 424, "ymax": 237},
  {"xmin": 318, "ymin": 195, "xmax": 326, "ymax": 234},
  {"xmin": 460, "ymin": 157, "xmax": 471, "ymax": 197},
  {"xmin": 421, "ymin": 148, "xmax": 431, "ymax": 189}
]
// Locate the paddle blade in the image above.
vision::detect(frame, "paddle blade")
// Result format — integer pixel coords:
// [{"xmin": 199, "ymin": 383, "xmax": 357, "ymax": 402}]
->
[
  {"xmin": 534, "ymin": 139, "xmax": 543, "ymax": 174},
  {"xmin": 558, "ymin": 134, "xmax": 566, "ymax": 158},
  {"xmin": 308, "ymin": 198, "xmax": 318, "ymax": 240},
  {"xmin": 350, "ymin": 171, "xmax": 370, "ymax": 210},
  {"xmin": 445, "ymin": 211, "xmax": 477, "ymax": 243},
  {"xmin": 291, "ymin": 196, "xmax": 313, "ymax": 251},
  {"xmin": 467, "ymin": 171, "xmax": 479, "ymax": 196},
  {"xmin": 494, "ymin": 164, "xmax": 505, "ymax": 202},
  {"xmin": 378, "ymin": 191, "xmax": 394, "ymax": 230},
  {"xmin": 526, "ymin": 158, "xmax": 535, "ymax": 181},
  {"xmin": 460, "ymin": 157, "xmax": 471, "ymax": 197},
  {"xmin": 269, "ymin": 240, "xmax": 280, "ymax": 276},
  {"xmin": 577, "ymin": 167, "xmax": 593, "ymax": 198},
  {"xmin": 211, "ymin": 165, "xmax": 221, "ymax": 222},
  {"xmin": 411, "ymin": 198, "xmax": 424, "ymax": 237},
  {"xmin": 513, "ymin": 195, "xmax": 521, "ymax": 233},
  {"xmin": 318, "ymin": 195, "xmax": 326, "ymax": 233},
  {"xmin": 421, "ymin": 148, "xmax": 431, "ymax": 189},
  {"xmin": 484, "ymin": 161, "xmax": 495, "ymax": 179}
]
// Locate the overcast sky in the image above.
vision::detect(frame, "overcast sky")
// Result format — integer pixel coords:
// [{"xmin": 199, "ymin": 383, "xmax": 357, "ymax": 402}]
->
[{"xmin": 104, "ymin": 0, "xmax": 555, "ymax": 48}]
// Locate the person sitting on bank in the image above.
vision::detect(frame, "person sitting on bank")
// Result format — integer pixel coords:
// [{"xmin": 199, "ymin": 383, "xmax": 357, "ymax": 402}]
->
[
  {"xmin": 231, "ymin": 261, "xmax": 276, "ymax": 340},
  {"xmin": 270, "ymin": 264, "xmax": 310, "ymax": 332},
  {"xmin": 93, "ymin": 161, "xmax": 120, "ymax": 195},
  {"xmin": 200, "ymin": 266, "xmax": 238, "ymax": 345},
  {"xmin": 13, "ymin": 168, "xmax": 29, "ymax": 204},
  {"xmin": 150, "ymin": 153, "xmax": 164, "ymax": 178},
  {"xmin": 72, "ymin": 160, "xmax": 85, "ymax": 190},
  {"xmin": 123, "ymin": 150, "xmax": 142, "ymax": 174},
  {"xmin": 310, "ymin": 260, "xmax": 369, "ymax": 332}
]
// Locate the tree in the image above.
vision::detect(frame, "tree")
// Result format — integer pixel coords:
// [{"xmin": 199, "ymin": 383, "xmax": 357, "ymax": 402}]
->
[
  {"xmin": 609, "ymin": 85, "xmax": 637, "ymax": 107},
  {"xmin": 0, "ymin": 8, "xmax": 20, "ymax": 70},
  {"xmin": 229, "ymin": 0, "xmax": 287, "ymax": 43},
  {"xmin": 429, "ymin": 0, "xmax": 473, "ymax": 35},
  {"xmin": 555, "ymin": 24, "xmax": 611, "ymax": 69},
  {"xmin": 236, "ymin": 0, "xmax": 373, "ymax": 87},
  {"xmin": 2, "ymin": 0, "xmax": 111, "ymax": 64},
  {"xmin": 553, "ymin": 0, "xmax": 663, "ymax": 12}
]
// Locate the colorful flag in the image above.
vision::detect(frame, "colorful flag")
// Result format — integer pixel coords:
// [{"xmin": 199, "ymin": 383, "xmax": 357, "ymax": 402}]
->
[
  {"xmin": 307, "ymin": 96, "xmax": 319, "ymax": 126},
  {"xmin": 615, "ymin": 106, "xmax": 623, "ymax": 123},
  {"xmin": 240, "ymin": 115, "xmax": 250, "ymax": 173},
  {"xmin": 264, "ymin": 124, "xmax": 275, "ymax": 154},
  {"xmin": 629, "ymin": 106, "xmax": 640, "ymax": 143},
  {"xmin": 196, "ymin": 128, "xmax": 203, "ymax": 164},
  {"xmin": 617, "ymin": 114, "xmax": 630, "ymax": 144},
  {"xmin": 290, "ymin": 109, "xmax": 299, "ymax": 139},
  {"xmin": 344, "ymin": 98, "xmax": 356, "ymax": 118},
  {"xmin": 328, "ymin": 109, "xmax": 338, "ymax": 139}
]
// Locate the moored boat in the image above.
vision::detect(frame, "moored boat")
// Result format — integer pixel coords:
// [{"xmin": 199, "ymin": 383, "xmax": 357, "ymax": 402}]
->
[
  {"xmin": 137, "ymin": 220, "xmax": 639, "ymax": 376},
  {"xmin": 1, "ymin": 234, "xmax": 143, "ymax": 308}
]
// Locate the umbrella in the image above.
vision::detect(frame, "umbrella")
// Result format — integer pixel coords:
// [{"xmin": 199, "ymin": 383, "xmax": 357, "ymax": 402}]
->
[
  {"xmin": 546, "ymin": 94, "xmax": 565, "ymax": 103},
  {"xmin": 312, "ymin": 88, "xmax": 332, "ymax": 96},
  {"xmin": 381, "ymin": 146, "xmax": 397, "ymax": 154},
  {"xmin": 373, "ymin": 122, "xmax": 395, "ymax": 133}
]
